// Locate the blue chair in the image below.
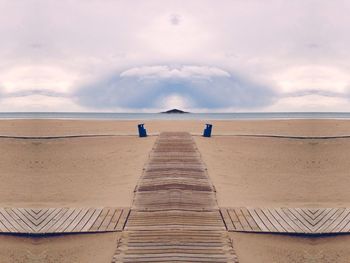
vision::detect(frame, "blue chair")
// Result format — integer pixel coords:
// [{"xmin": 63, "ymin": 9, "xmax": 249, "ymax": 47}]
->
[
  {"xmin": 138, "ymin": 124, "xmax": 147, "ymax": 137},
  {"xmin": 203, "ymin": 124, "xmax": 213, "ymax": 137}
]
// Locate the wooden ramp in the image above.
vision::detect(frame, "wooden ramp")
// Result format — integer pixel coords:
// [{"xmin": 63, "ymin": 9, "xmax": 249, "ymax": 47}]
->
[
  {"xmin": 0, "ymin": 207, "xmax": 129, "ymax": 234},
  {"xmin": 221, "ymin": 207, "xmax": 350, "ymax": 234},
  {"xmin": 112, "ymin": 132, "xmax": 238, "ymax": 263}
]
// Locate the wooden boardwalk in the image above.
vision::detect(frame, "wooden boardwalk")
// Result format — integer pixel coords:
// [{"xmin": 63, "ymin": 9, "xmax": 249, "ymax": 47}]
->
[
  {"xmin": 221, "ymin": 207, "xmax": 350, "ymax": 234},
  {"xmin": 112, "ymin": 132, "xmax": 239, "ymax": 263},
  {"xmin": 0, "ymin": 207, "xmax": 129, "ymax": 234},
  {"xmin": 3, "ymin": 131, "xmax": 350, "ymax": 261}
]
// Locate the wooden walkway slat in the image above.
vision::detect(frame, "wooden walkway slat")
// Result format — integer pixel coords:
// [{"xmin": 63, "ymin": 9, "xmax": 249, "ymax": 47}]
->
[
  {"xmin": 133, "ymin": 190, "xmax": 217, "ymax": 211},
  {"xmin": 0, "ymin": 207, "xmax": 128, "ymax": 234},
  {"xmin": 40, "ymin": 208, "xmax": 70, "ymax": 233},
  {"xmin": 221, "ymin": 208, "xmax": 350, "ymax": 234}
]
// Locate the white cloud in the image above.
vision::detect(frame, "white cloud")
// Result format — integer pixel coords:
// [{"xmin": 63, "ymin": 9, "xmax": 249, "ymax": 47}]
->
[
  {"xmin": 120, "ymin": 65, "xmax": 230, "ymax": 79},
  {"xmin": 1, "ymin": 65, "xmax": 77, "ymax": 94},
  {"xmin": 273, "ymin": 65, "xmax": 350, "ymax": 94},
  {"xmin": 0, "ymin": 95, "xmax": 83, "ymax": 112},
  {"xmin": 266, "ymin": 95, "xmax": 350, "ymax": 112}
]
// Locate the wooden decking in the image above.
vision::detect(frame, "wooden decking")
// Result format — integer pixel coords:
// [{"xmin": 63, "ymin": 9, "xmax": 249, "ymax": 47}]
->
[
  {"xmin": 0, "ymin": 207, "xmax": 129, "ymax": 234},
  {"xmin": 221, "ymin": 207, "xmax": 350, "ymax": 234},
  {"xmin": 112, "ymin": 132, "xmax": 238, "ymax": 263}
]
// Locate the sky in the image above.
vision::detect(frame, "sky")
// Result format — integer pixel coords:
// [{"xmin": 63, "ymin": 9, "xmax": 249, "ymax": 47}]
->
[{"xmin": 0, "ymin": 0, "xmax": 349, "ymax": 112}]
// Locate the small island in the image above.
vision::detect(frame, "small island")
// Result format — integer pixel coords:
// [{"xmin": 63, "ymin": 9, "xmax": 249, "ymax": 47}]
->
[{"xmin": 161, "ymin": 108, "xmax": 189, "ymax": 114}]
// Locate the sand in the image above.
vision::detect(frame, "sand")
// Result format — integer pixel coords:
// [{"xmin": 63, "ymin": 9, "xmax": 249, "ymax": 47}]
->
[
  {"xmin": 230, "ymin": 232, "xmax": 350, "ymax": 263},
  {"xmin": 0, "ymin": 119, "xmax": 349, "ymax": 262},
  {"xmin": 0, "ymin": 233, "xmax": 118, "ymax": 263},
  {"xmin": 0, "ymin": 136, "xmax": 155, "ymax": 208},
  {"xmin": 195, "ymin": 136, "xmax": 350, "ymax": 208},
  {"xmin": 0, "ymin": 119, "xmax": 349, "ymax": 137}
]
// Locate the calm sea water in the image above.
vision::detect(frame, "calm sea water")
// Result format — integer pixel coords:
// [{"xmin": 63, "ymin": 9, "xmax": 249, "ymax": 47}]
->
[{"xmin": 0, "ymin": 112, "xmax": 349, "ymax": 120}]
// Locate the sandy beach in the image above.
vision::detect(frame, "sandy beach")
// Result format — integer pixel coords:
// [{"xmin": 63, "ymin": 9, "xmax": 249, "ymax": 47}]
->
[{"xmin": 0, "ymin": 119, "xmax": 350, "ymax": 262}]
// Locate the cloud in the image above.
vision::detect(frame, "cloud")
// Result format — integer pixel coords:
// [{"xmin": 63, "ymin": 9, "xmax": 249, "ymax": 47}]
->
[
  {"xmin": 265, "ymin": 94, "xmax": 350, "ymax": 112},
  {"xmin": 0, "ymin": 0, "xmax": 350, "ymax": 111},
  {"xmin": 4, "ymin": 90, "xmax": 68, "ymax": 98},
  {"xmin": 120, "ymin": 65, "xmax": 230, "ymax": 79},
  {"xmin": 0, "ymin": 94, "xmax": 84, "ymax": 112},
  {"xmin": 284, "ymin": 90, "xmax": 345, "ymax": 98},
  {"xmin": 75, "ymin": 65, "xmax": 277, "ymax": 110}
]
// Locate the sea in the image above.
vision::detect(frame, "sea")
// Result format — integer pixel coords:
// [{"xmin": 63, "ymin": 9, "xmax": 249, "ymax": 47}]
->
[{"xmin": 0, "ymin": 112, "xmax": 349, "ymax": 120}]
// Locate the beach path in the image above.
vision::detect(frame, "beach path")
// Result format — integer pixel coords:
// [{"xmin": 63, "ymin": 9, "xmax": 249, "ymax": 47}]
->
[{"xmin": 112, "ymin": 132, "xmax": 239, "ymax": 262}]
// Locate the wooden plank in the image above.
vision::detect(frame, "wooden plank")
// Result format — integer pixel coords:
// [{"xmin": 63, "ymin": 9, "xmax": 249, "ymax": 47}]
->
[
  {"xmin": 115, "ymin": 208, "xmax": 130, "ymax": 231},
  {"xmin": 0, "ymin": 220, "xmax": 9, "ymax": 232},
  {"xmin": 64, "ymin": 208, "xmax": 89, "ymax": 232},
  {"xmin": 227, "ymin": 209, "xmax": 244, "ymax": 231},
  {"xmin": 72, "ymin": 208, "xmax": 96, "ymax": 232},
  {"xmin": 267, "ymin": 208, "xmax": 294, "ymax": 233},
  {"xmin": 90, "ymin": 207, "xmax": 110, "ymax": 231},
  {"xmin": 2, "ymin": 208, "xmax": 29, "ymax": 233},
  {"xmin": 19, "ymin": 208, "xmax": 56, "ymax": 225},
  {"xmin": 241, "ymin": 207, "xmax": 260, "ymax": 231},
  {"xmin": 317, "ymin": 208, "xmax": 345, "ymax": 233},
  {"xmin": 220, "ymin": 208, "xmax": 234, "ymax": 231},
  {"xmin": 274, "ymin": 208, "xmax": 302, "ymax": 233},
  {"xmin": 247, "ymin": 208, "xmax": 269, "ymax": 232},
  {"xmin": 330, "ymin": 209, "xmax": 350, "ymax": 233},
  {"xmin": 295, "ymin": 208, "xmax": 317, "ymax": 223},
  {"xmin": 235, "ymin": 208, "xmax": 252, "ymax": 231},
  {"xmin": 106, "ymin": 209, "xmax": 123, "ymax": 231},
  {"xmin": 280, "ymin": 208, "xmax": 307, "ymax": 233},
  {"xmin": 50, "ymin": 208, "xmax": 76, "ymax": 233},
  {"xmin": 36, "ymin": 208, "xmax": 63, "ymax": 232},
  {"xmin": 312, "ymin": 208, "xmax": 328, "ymax": 220},
  {"xmin": 98, "ymin": 208, "xmax": 115, "ymax": 231},
  {"xmin": 260, "ymin": 208, "xmax": 285, "ymax": 233},
  {"xmin": 0, "ymin": 209, "xmax": 17, "ymax": 232},
  {"xmin": 288, "ymin": 208, "xmax": 314, "ymax": 232},
  {"xmin": 254, "ymin": 208, "xmax": 277, "ymax": 232},
  {"xmin": 313, "ymin": 208, "xmax": 338, "ymax": 232},
  {"xmin": 294, "ymin": 208, "xmax": 316, "ymax": 224},
  {"xmin": 338, "ymin": 211, "xmax": 350, "ymax": 233},
  {"xmin": 55, "ymin": 208, "xmax": 83, "ymax": 232},
  {"xmin": 8, "ymin": 208, "xmax": 36, "ymax": 232},
  {"xmin": 81, "ymin": 208, "xmax": 103, "ymax": 232},
  {"xmin": 40, "ymin": 208, "xmax": 69, "ymax": 233}
]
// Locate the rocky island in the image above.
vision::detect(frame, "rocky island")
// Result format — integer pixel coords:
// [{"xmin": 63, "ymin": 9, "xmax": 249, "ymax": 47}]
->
[{"xmin": 161, "ymin": 109, "xmax": 189, "ymax": 114}]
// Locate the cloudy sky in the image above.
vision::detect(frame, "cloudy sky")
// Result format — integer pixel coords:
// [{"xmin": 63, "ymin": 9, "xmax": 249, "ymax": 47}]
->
[{"xmin": 0, "ymin": 0, "xmax": 349, "ymax": 112}]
